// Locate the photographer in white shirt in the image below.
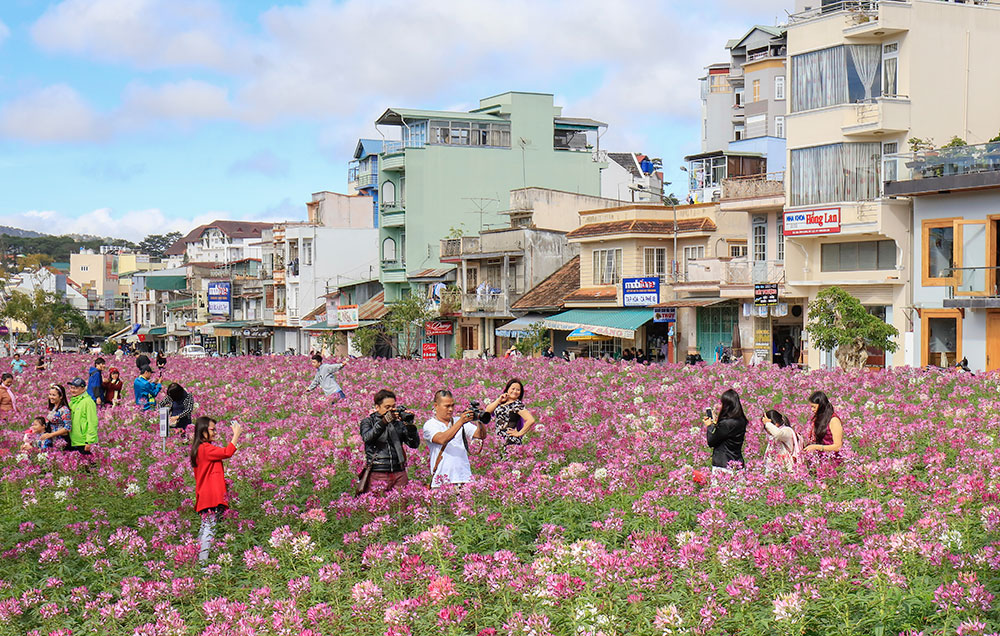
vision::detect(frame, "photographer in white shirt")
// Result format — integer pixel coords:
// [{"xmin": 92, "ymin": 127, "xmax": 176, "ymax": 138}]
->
[{"xmin": 423, "ymin": 390, "xmax": 487, "ymax": 488}]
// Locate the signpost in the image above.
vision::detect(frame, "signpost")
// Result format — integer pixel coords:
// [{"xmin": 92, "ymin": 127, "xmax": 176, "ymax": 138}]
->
[
  {"xmin": 622, "ymin": 277, "xmax": 660, "ymax": 307},
  {"xmin": 754, "ymin": 283, "xmax": 779, "ymax": 306},
  {"xmin": 783, "ymin": 207, "xmax": 841, "ymax": 236},
  {"xmin": 158, "ymin": 406, "xmax": 169, "ymax": 452}
]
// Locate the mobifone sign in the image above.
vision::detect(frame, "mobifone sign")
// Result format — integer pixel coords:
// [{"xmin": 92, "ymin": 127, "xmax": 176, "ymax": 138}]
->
[{"xmin": 622, "ymin": 277, "xmax": 660, "ymax": 307}]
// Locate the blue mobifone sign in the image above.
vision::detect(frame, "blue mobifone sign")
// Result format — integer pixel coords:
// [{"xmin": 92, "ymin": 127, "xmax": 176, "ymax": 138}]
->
[
  {"xmin": 622, "ymin": 277, "xmax": 660, "ymax": 307},
  {"xmin": 207, "ymin": 281, "xmax": 231, "ymax": 316}
]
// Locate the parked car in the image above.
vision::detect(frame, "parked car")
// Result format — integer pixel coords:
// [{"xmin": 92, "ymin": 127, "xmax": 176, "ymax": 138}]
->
[{"xmin": 179, "ymin": 345, "xmax": 207, "ymax": 358}]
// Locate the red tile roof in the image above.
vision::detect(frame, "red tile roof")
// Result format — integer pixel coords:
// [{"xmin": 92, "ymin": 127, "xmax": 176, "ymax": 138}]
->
[
  {"xmin": 566, "ymin": 217, "xmax": 716, "ymax": 239},
  {"xmin": 166, "ymin": 220, "xmax": 273, "ymax": 255},
  {"xmin": 563, "ymin": 287, "xmax": 618, "ymax": 302},
  {"xmin": 511, "ymin": 256, "xmax": 580, "ymax": 311}
]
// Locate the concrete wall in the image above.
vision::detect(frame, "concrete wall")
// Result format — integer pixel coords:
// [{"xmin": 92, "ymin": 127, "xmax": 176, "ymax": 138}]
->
[
  {"xmin": 728, "ymin": 136, "xmax": 787, "ymax": 173},
  {"xmin": 308, "ymin": 191, "xmax": 375, "ymax": 229},
  {"xmin": 286, "ymin": 225, "xmax": 379, "ymax": 322},
  {"xmin": 703, "ymin": 74, "xmax": 734, "ymax": 152},
  {"xmin": 508, "ymin": 187, "xmax": 625, "ymax": 233}
]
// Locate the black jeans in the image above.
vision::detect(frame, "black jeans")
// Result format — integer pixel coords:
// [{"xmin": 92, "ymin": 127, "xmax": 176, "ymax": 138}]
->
[{"xmin": 67, "ymin": 445, "xmax": 92, "ymax": 456}]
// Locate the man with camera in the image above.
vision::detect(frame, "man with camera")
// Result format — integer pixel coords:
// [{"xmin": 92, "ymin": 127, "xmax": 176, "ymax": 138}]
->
[
  {"xmin": 423, "ymin": 390, "xmax": 489, "ymax": 489},
  {"xmin": 357, "ymin": 389, "xmax": 420, "ymax": 494}
]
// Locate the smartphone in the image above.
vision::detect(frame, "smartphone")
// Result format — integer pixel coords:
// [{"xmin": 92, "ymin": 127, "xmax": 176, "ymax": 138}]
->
[{"xmin": 704, "ymin": 407, "xmax": 713, "ymax": 420}]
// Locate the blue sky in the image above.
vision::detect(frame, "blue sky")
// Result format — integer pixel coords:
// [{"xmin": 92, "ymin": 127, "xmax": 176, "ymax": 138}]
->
[{"xmin": 0, "ymin": 0, "xmax": 790, "ymax": 241}]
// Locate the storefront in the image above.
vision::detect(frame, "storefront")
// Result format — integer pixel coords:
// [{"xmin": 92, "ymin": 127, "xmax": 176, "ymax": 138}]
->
[
  {"xmin": 541, "ymin": 308, "xmax": 654, "ymax": 358},
  {"xmin": 209, "ymin": 321, "xmax": 271, "ymax": 355}
]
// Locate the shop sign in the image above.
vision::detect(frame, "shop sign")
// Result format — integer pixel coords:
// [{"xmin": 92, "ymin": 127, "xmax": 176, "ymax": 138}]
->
[
  {"xmin": 784, "ymin": 207, "xmax": 840, "ymax": 236},
  {"xmin": 622, "ymin": 277, "xmax": 660, "ymax": 307},
  {"xmin": 754, "ymin": 283, "xmax": 779, "ymax": 306},
  {"xmin": 754, "ymin": 318, "xmax": 771, "ymax": 363},
  {"xmin": 337, "ymin": 305, "xmax": 359, "ymax": 330},
  {"xmin": 207, "ymin": 281, "xmax": 231, "ymax": 316},
  {"xmin": 425, "ymin": 320, "xmax": 454, "ymax": 336},
  {"xmin": 422, "ymin": 343, "xmax": 438, "ymax": 360},
  {"xmin": 654, "ymin": 308, "xmax": 676, "ymax": 323},
  {"xmin": 0, "ymin": 326, "xmax": 8, "ymax": 336},
  {"xmin": 241, "ymin": 328, "xmax": 272, "ymax": 338}
]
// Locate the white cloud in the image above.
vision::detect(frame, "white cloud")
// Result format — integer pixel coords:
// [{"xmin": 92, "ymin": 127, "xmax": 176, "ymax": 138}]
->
[
  {"xmin": 0, "ymin": 84, "xmax": 107, "ymax": 142},
  {"xmin": 227, "ymin": 150, "xmax": 289, "ymax": 179},
  {"xmin": 120, "ymin": 80, "xmax": 233, "ymax": 125},
  {"xmin": 0, "ymin": 19, "xmax": 10, "ymax": 46},
  {"xmin": 30, "ymin": 0, "xmax": 244, "ymax": 70}
]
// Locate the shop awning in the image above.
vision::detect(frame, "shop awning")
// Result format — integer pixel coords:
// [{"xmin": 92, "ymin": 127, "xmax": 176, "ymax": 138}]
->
[
  {"xmin": 144, "ymin": 276, "xmax": 187, "ymax": 291},
  {"xmin": 147, "ymin": 327, "xmax": 167, "ymax": 337},
  {"xmin": 495, "ymin": 314, "xmax": 547, "ymax": 338},
  {"xmin": 542, "ymin": 308, "xmax": 654, "ymax": 339},
  {"xmin": 303, "ymin": 319, "xmax": 378, "ymax": 332}
]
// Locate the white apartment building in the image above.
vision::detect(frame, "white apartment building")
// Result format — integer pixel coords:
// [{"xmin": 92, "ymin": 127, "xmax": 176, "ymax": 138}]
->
[{"xmin": 165, "ymin": 220, "xmax": 271, "ymax": 264}]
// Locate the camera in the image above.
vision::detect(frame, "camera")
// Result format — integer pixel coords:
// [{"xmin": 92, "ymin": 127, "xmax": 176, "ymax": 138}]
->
[
  {"xmin": 387, "ymin": 406, "xmax": 416, "ymax": 424},
  {"xmin": 465, "ymin": 400, "xmax": 492, "ymax": 425}
]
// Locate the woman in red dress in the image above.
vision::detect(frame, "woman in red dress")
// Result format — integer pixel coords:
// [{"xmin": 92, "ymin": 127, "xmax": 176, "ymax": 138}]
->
[{"xmin": 189, "ymin": 416, "xmax": 242, "ymax": 563}]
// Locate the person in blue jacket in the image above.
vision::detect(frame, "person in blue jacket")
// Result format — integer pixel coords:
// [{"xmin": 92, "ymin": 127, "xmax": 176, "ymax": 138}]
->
[
  {"xmin": 86, "ymin": 357, "xmax": 106, "ymax": 407},
  {"xmin": 133, "ymin": 366, "xmax": 162, "ymax": 411}
]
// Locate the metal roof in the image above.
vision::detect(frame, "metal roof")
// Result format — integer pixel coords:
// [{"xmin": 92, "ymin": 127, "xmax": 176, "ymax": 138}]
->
[
  {"xmin": 376, "ymin": 107, "xmax": 506, "ymax": 126},
  {"xmin": 354, "ymin": 138, "xmax": 384, "ymax": 160}
]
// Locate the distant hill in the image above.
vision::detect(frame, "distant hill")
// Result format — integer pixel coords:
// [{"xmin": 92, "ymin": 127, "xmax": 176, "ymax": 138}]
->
[{"xmin": 0, "ymin": 226, "xmax": 47, "ymax": 239}]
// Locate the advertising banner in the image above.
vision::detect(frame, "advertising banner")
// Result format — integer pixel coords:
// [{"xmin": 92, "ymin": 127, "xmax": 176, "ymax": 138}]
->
[
  {"xmin": 622, "ymin": 277, "xmax": 660, "ymax": 307},
  {"xmin": 422, "ymin": 343, "xmax": 438, "ymax": 361},
  {"xmin": 754, "ymin": 283, "xmax": 779, "ymax": 306},
  {"xmin": 337, "ymin": 305, "xmax": 359, "ymax": 330},
  {"xmin": 784, "ymin": 207, "xmax": 841, "ymax": 236},
  {"xmin": 653, "ymin": 308, "xmax": 676, "ymax": 323},
  {"xmin": 207, "ymin": 281, "xmax": 231, "ymax": 316},
  {"xmin": 425, "ymin": 320, "xmax": 454, "ymax": 336}
]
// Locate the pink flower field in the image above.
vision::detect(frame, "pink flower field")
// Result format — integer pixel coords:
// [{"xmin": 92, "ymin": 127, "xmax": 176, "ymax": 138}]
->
[{"xmin": 1, "ymin": 355, "xmax": 999, "ymax": 635}]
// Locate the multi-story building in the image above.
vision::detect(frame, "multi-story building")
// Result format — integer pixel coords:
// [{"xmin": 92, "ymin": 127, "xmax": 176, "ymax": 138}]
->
[
  {"xmin": 373, "ymin": 91, "xmax": 606, "ymax": 303},
  {"xmin": 69, "ymin": 250, "xmax": 124, "ymax": 322},
  {"xmin": 784, "ymin": 0, "xmax": 1000, "ymax": 369},
  {"xmin": 348, "ymin": 139, "xmax": 383, "ymax": 227},
  {"xmin": 887, "ymin": 142, "xmax": 1000, "ymax": 371},
  {"xmin": 601, "ymin": 153, "xmax": 665, "ymax": 203},
  {"xmin": 165, "ymin": 220, "xmax": 271, "ymax": 264}
]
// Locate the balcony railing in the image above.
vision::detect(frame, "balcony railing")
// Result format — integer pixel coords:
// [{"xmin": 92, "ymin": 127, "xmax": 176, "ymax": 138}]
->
[
  {"xmin": 675, "ymin": 259, "xmax": 786, "ymax": 286},
  {"xmin": 462, "ymin": 292, "xmax": 513, "ymax": 315},
  {"xmin": 789, "ymin": 0, "xmax": 894, "ymax": 24},
  {"xmin": 380, "ymin": 198, "xmax": 405, "ymax": 211},
  {"xmin": 721, "ymin": 171, "xmax": 785, "ymax": 200},
  {"xmin": 382, "ymin": 139, "xmax": 426, "ymax": 154},
  {"xmin": 945, "ymin": 266, "xmax": 1000, "ymax": 299},
  {"xmin": 885, "ymin": 141, "xmax": 1000, "ymax": 184},
  {"xmin": 439, "ymin": 236, "xmax": 481, "ymax": 259}
]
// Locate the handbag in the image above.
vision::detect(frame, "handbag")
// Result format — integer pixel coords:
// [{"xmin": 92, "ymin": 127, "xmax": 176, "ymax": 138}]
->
[{"xmin": 355, "ymin": 464, "xmax": 373, "ymax": 496}]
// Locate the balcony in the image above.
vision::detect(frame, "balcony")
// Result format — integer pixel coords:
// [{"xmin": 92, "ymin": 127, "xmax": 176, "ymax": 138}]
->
[
  {"xmin": 460, "ymin": 291, "xmax": 517, "ymax": 316},
  {"xmin": 381, "ymin": 261, "xmax": 407, "ymax": 284},
  {"xmin": 884, "ymin": 141, "xmax": 1000, "ymax": 197},
  {"xmin": 842, "ymin": 97, "xmax": 910, "ymax": 138},
  {"xmin": 721, "ymin": 171, "xmax": 785, "ymax": 206},
  {"xmin": 673, "ymin": 259, "xmax": 786, "ymax": 292},
  {"xmin": 789, "ymin": 0, "xmax": 913, "ymax": 37},
  {"xmin": 944, "ymin": 267, "xmax": 1000, "ymax": 308},
  {"xmin": 439, "ymin": 237, "xmax": 481, "ymax": 261}
]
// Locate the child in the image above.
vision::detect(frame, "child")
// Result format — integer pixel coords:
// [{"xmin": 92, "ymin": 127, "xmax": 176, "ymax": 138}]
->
[
  {"xmin": 762, "ymin": 409, "xmax": 802, "ymax": 473},
  {"xmin": 22, "ymin": 417, "xmax": 52, "ymax": 450},
  {"xmin": 102, "ymin": 367, "xmax": 123, "ymax": 407},
  {"xmin": 190, "ymin": 416, "xmax": 242, "ymax": 563}
]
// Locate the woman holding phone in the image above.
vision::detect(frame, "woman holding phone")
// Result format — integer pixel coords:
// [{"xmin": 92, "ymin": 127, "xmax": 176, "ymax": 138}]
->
[
  {"xmin": 485, "ymin": 378, "xmax": 536, "ymax": 446},
  {"xmin": 762, "ymin": 409, "xmax": 802, "ymax": 473},
  {"xmin": 701, "ymin": 389, "xmax": 747, "ymax": 473}
]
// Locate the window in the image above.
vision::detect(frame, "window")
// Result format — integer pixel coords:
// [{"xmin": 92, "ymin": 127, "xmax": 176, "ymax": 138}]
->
[
  {"xmin": 882, "ymin": 42, "xmax": 899, "ymax": 97},
  {"xmin": 776, "ymin": 216, "xmax": 785, "ymax": 262},
  {"xmin": 430, "ymin": 120, "xmax": 450, "ymax": 144},
  {"xmin": 461, "ymin": 325, "xmax": 477, "ymax": 351},
  {"xmin": 644, "ymin": 247, "xmax": 666, "ymax": 277},
  {"xmin": 774, "ymin": 116, "xmax": 785, "ymax": 139},
  {"xmin": 752, "ymin": 79, "xmax": 760, "ymax": 102},
  {"xmin": 449, "ymin": 121, "xmax": 470, "ymax": 146},
  {"xmin": 709, "ymin": 73, "xmax": 731, "ymax": 93},
  {"xmin": 789, "ymin": 142, "xmax": 881, "ymax": 206},
  {"xmin": 381, "ymin": 180, "xmax": 396, "ymax": 205},
  {"xmin": 791, "ymin": 44, "xmax": 881, "ymax": 112},
  {"xmin": 922, "ymin": 219, "xmax": 957, "ymax": 286},
  {"xmin": 882, "ymin": 142, "xmax": 898, "ymax": 182},
  {"xmin": 80, "ymin": 266, "xmax": 89, "ymax": 272},
  {"xmin": 774, "ymin": 75, "xmax": 786, "ymax": 101},
  {"xmin": 592, "ymin": 248, "xmax": 623, "ymax": 285},
  {"xmin": 735, "ymin": 89, "xmax": 744, "ymax": 107},
  {"xmin": 729, "ymin": 242, "xmax": 748, "ymax": 258},
  {"xmin": 381, "ymin": 237, "xmax": 396, "ymax": 263},
  {"xmin": 303, "ymin": 240, "xmax": 313, "ymax": 266},
  {"xmin": 466, "ymin": 267, "xmax": 477, "ymax": 290},
  {"xmin": 922, "ymin": 309, "xmax": 962, "ymax": 368},
  {"xmin": 682, "ymin": 246, "xmax": 705, "ymax": 278},
  {"xmin": 753, "ymin": 218, "xmax": 767, "ymax": 262},
  {"xmin": 734, "ymin": 125, "xmax": 744, "ymax": 141},
  {"xmin": 820, "ymin": 240, "xmax": 896, "ymax": 271}
]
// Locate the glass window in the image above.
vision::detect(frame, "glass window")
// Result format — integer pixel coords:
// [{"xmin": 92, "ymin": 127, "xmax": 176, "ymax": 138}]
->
[
  {"xmin": 821, "ymin": 240, "xmax": 896, "ymax": 271},
  {"xmin": 473, "ymin": 123, "xmax": 490, "ymax": 146},
  {"xmin": 430, "ymin": 120, "xmax": 449, "ymax": 144},
  {"xmin": 927, "ymin": 316, "xmax": 958, "ymax": 367},
  {"xmin": 774, "ymin": 116, "xmax": 785, "ymax": 139},
  {"xmin": 729, "ymin": 242, "xmax": 748, "ymax": 258},
  {"xmin": 789, "ymin": 142, "xmax": 881, "ymax": 206},
  {"xmin": 924, "ymin": 221, "xmax": 955, "ymax": 283},
  {"xmin": 593, "ymin": 248, "xmax": 623, "ymax": 285},
  {"xmin": 753, "ymin": 221, "xmax": 767, "ymax": 262},
  {"xmin": 776, "ymin": 216, "xmax": 785, "ymax": 262},
  {"xmin": 791, "ymin": 45, "xmax": 880, "ymax": 111},
  {"xmin": 645, "ymin": 247, "xmax": 666, "ymax": 277},
  {"xmin": 883, "ymin": 42, "xmax": 899, "ymax": 97},
  {"xmin": 774, "ymin": 75, "xmax": 785, "ymax": 100},
  {"xmin": 491, "ymin": 123, "xmax": 511, "ymax": 147},
  {"xmin": 752, "ymin": 79, "xmax": 760, "ymax": 102},
  {"xmin": 449, "ymin": 121, "xmax": 470, "ymax": 146}
]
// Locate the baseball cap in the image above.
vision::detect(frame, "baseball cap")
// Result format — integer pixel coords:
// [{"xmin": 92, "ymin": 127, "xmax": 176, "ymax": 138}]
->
[{"xmin": 67, "ymin": 378, "xmax": 86, "ymax": 388}]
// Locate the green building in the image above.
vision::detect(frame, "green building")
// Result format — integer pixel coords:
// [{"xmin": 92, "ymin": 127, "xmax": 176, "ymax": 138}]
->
[{"xmin": 374, "ymin": 91, "xmax": 606, "ymax": 302}]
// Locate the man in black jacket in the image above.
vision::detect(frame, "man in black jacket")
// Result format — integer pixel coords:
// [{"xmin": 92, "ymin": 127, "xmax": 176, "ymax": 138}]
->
[{"xmin": 358, "ymin": 389, "xmax": 420, "ymax": 494}]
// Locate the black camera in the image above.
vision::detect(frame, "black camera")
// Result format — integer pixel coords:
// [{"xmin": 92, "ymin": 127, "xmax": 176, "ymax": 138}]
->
[
  {"xmin": 465, "ymin": 400, "xmax": 492, "ymax": 425},
  {"xmin": 388, "ymin": 406, "xmax": 416, "ymax": 424}
]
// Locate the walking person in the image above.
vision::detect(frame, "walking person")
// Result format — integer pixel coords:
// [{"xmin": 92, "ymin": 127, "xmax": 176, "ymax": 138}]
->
[
  {"xmin": 0, "ymin": 373, "xmax": 17, "ymax": 421},
  {"xmin": 190, "ymin": 416, "xmax": 242, "ymax": 563},
  {"xmin": 39, "ymin": 384, "xmax": 72, "ymax": 448},
  {"xmin": 66, "ymin": 377, "xmax": 98, "ymax": 454},
  {"xmin": 803, "ymin": 390, "xmax": 843, "ymax": 459},
  {"xmin": 160, "ymin": 383, "xmax": 195, "ymax": 437},
  {"xmin": 87, "ymin": 357, "xmax": 106, "ymax": 407},
  {"xmin": 484, "ymin": 378, "xmax": 537, "ymax": 447},
  {"xmin": 761, "ymin": 409, "xmax": 802, "ymax": 473},
  {"xmin": 102, "ymin": 367, "xmax": 123, "ymax": 407},
  {"xmin": 305, "ymin": 354, "xmax": 347, "ymax": 404},
  {"xmin": 423, "ymin": 390, "xmax": 487, "ymax": 489},
  {"xmin": 357, "ymin": 389, "xmax": 420, "ymax": 495},
  {"xmin": 134, "ymin": 367, "xmax": 163, "ymax": 411},
  {"xmin": 701, "ymin": 389, "xmax": 748, "ymax": 474}
]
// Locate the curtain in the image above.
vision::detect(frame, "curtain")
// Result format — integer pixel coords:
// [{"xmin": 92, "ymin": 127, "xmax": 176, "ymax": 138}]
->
[
  {"xmin": 883, "ymin": 57, "xmax": 898, "ymax": 97},
  {"xmin": 848, "ymin": 45, "xmax": 881, "ymax": 102},
  {"xmin": 791, "ymin": 46, "xmax": 847, "ymax": 112},
  {"xmin": 790, "ymin": 142, "xmax": 881, "ymax": 206}
]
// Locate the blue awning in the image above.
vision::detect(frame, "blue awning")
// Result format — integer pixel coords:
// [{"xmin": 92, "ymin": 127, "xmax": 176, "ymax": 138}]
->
[{"xmin": 542, "ymin": 308, "xmax": 653, "ymax": 339}]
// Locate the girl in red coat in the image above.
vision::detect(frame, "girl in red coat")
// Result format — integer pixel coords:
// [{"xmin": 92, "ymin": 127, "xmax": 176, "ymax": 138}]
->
[{"xmin": 189, "ymin": 415, "xmax": 242, "ymax": 563}]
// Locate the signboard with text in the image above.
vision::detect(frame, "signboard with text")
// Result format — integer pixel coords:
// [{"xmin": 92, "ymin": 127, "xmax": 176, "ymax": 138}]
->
[
  {"xmin": 784, "ymin": 207, "xmax": 841, "ymax": 236},
  {"xmin": 337, "ymin": 305, "xmax": 359, "ymax": 330},
  {"xmin": 425, "ymin": 320, "xmax": 454, "ymax": 336},
  {"xmin": 622, "ymin": 277, "xmax": 660, "ymax": 307},
  {"xmin": 653, "ymin": 308, "xmax": 676, "ymax": 323},
  {"xmin": 207, "ymin": 281, "xmax": 231, "ymax": 316},
  {"xmin": 754, "ymin": 283, "xmax": 779, "ymax": 306},
  {"xmin": 422, "ymin": 343, "xmax": 438, "ymax": 361}
]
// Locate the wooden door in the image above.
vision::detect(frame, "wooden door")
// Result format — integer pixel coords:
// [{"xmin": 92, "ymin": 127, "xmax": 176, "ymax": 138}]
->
[{"xmin": 988, "ymin": 312, "xmax": 1000, "ymax": 372}]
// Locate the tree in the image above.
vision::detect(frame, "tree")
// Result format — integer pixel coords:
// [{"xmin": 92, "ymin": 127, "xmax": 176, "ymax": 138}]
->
[
  {"xmin": 513, "ymin": 321, "xmax": 548, "ymax": 356},
  {"xmin": 0, "ymin": 289, "xmax": 88, "ymax": 350},
  {"xmin": 351, "ymin": 326, "xmax": 379, "ymax": 357},
  {"xmin": 21, "ymin": 254, "xmax": 53, "ymax": 271},
  {"xmin": 806, "ymin": 286, "xmax": 899, "ymax": 370},
  {"xmin": 384, "ymin": 295, "xmax": 434, "ymax": 359},
  {"xmin": 138, "ymin": 232, "xmax": 182, "ymax": 259}
]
